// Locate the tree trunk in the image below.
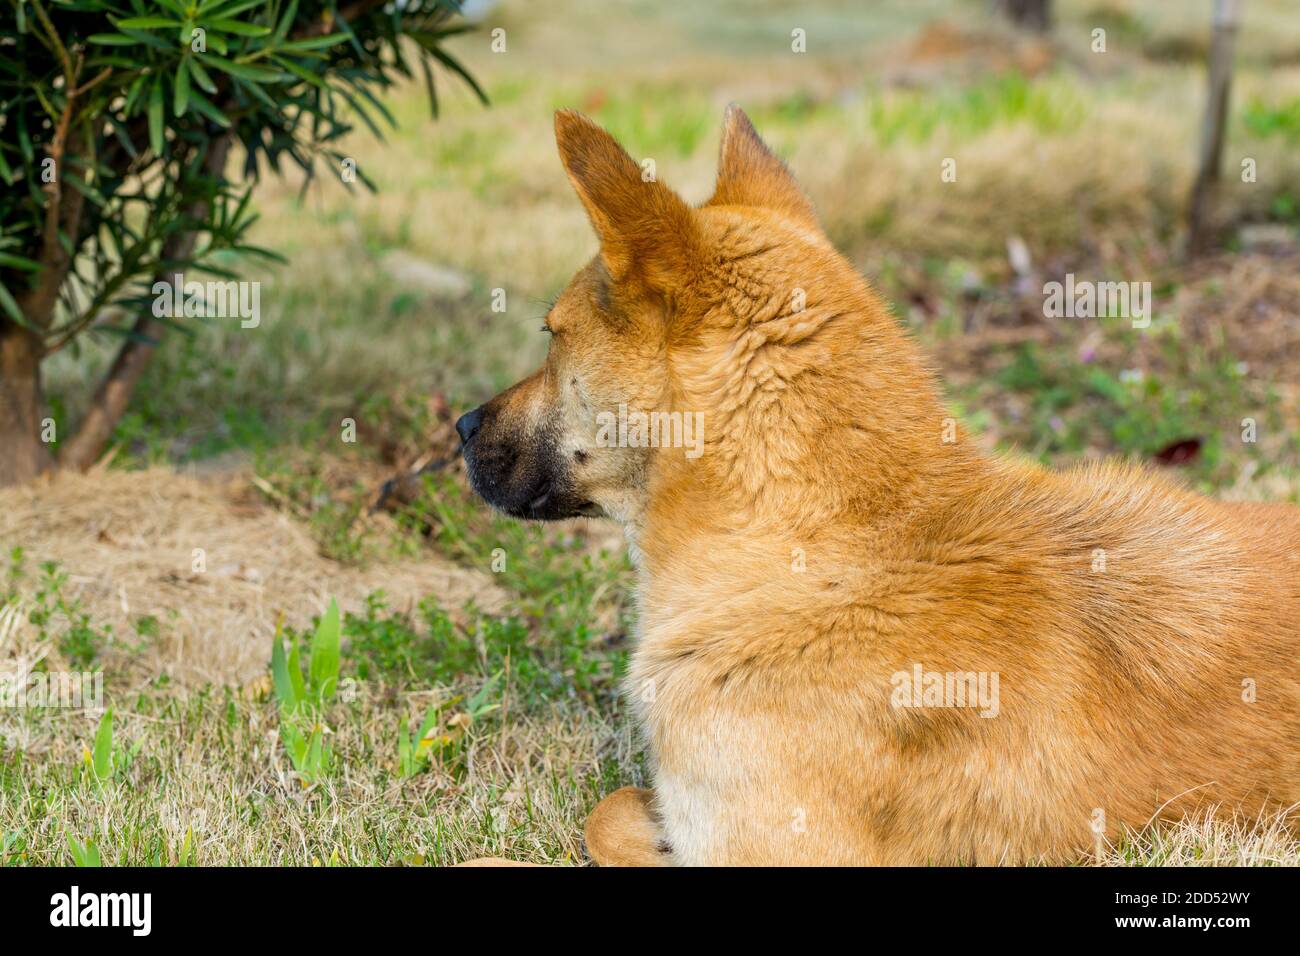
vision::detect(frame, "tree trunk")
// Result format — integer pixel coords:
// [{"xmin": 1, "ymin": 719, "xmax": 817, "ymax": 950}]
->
[
  {"xmin": 59, "ymin": 135, "xmax": 233, "ymax": 473},
  {"xmin": 0, "ymin": 125, "xmax": 86, "ymax": 488},
  {"xmin": 0, "ymin": 323, "xmax": 52, "ymax": 485},
  {"xmin": 996, "ymin": 0, "xmax": 1053, "ymax": 32},
  {"xmin": 1187, "ymin": 0, "xmax": 1241, "ymax": 255}
]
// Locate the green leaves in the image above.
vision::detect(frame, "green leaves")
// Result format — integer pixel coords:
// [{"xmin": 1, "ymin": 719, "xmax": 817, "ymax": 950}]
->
[
  {"xmin": 270, "ymin": 599, "xmax": 342, "ymax": 785},
  {"xmin": 198, "ymin": 55, "xmax": 287, "ymax": 84},
  {"xmin": 395, "ymin": 672, "xmax": 502, "ymax": 780},
  {"xmin": 147, "ymin": 79, "xmax": 164, "ymax": 155},
  {"xmin": 0, "ymin": 251, "xmax": 42, "ymax": 272},
  {"xmin": 80, "ymin": 707, "xmax": 142, "ymax": 793},
  {"xmin": 67, "ymin": 837, "xmax": 102, "ymax": 867},
  {"xmin": 270, "ymin": 620, "xmax": 305, "ymax": 712},
  {"xmin": 271, "ymin": 598, "xmax": 341, "ymax": 713},
  {"xmin": 91, "ymin": 707, "xmax": 115, "ymax": 782},
  {"xmin": 173, "ymin": 58, "xmax": 191, "ymax": 116},
  {"xmin": 278, "ymin": 717, "xmax": 331, "ymax": 784},
  {"xmin": 397, "ymin": 702, "xmax": 443, "ymax": 779},
  {"xmin": 0, "ymin": 280, "xmax": 24, "ymax": 326},
  {"xmin": 1, "ymin": 0, "xmax": 484, "ymax": 367},
  {"xmin": 86, "ymin": 33, "xmax": 139, "ymax": 46},
  {"xmin": 0, "ymin": 241, "xmax": 32, "ymax": 323},
  {"xmin": 308, "ymin": 599, "xmax": 341, "ymax": 701},
  {"xmin": 186, "ymin": 55, "xmax": 218, "ymax": 94},
  {"xmin": 277, "ymin": 33, "xmax": 349, "ymax": 54},
  {"xmin": 114, "ymin": 17, "xmax": 184, "ymax": 30},
  {"xmin": 206, "ymin": 18, "xmax": 272, "ymax": 37},
  {"xmin": 185, "ymin": 87, "xmax": 232, "ymax": 127}
]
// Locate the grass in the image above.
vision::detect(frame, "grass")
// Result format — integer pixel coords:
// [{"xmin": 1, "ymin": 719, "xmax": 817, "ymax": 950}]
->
[
  {"xmin": 0, "ymin": 474, "xmax": 637, "ymax": 866},
  {"xmin": 4, "ymin": 0, "xmax": 1299, "ymax": 865},
  {"xmin": 865, "ymin": 71, "xmax": 1090, "ymax": 145},
  {"xmin": 0, "ymin": 677, "xmax": 636, "ymax": 866}
]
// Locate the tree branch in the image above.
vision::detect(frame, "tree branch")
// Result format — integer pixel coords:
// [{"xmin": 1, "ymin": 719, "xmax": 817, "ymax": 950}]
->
[
  {"xmin": 58, "ymin": 136, "xmax": 234, "ymax": 471},
  {"xmin": 303, "ymin": 0, "xmax": 392, "ymax": 37}
]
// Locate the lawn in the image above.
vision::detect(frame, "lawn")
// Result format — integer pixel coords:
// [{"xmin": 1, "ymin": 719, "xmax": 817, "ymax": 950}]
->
[{"xmin": 2, "ymin": 0, "xmax": 1298, "ymax": 865}]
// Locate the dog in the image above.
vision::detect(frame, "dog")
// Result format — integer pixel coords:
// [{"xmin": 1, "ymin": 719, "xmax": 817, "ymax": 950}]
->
[{"xmin": 457, "ymin": 105, "xmax": 1299, "ymax": 865}]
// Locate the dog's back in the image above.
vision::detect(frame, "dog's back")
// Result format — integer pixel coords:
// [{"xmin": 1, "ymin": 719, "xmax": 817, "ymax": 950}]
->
[{"xmin": 870, "ymin": 458, "xmax": 1300, "ymax": 862}]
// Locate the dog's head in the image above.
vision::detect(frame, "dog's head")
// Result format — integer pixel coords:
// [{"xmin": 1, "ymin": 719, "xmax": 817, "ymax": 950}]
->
[{"xmin": 459, "ymin": 105, "xmax": 843, "ymax": 524}]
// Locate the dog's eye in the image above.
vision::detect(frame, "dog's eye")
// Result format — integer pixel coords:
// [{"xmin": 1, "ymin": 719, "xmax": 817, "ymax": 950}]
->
[{"xmin": 540, "ymin": 323, "xmax": 553, "ymax": 334}]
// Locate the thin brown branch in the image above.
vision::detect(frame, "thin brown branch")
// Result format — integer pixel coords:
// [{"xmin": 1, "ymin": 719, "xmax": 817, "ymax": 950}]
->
[
  {"xmin": 29, "ymin": 0, "xmax": 74, "ymax": 84},
  {"xmin": 18, "ymin": 3, "xmax": 92, "ymax": 334},
  {"xmin": 300, "ymin": 0, "xmax": 390, "ymax": 38},
  {"xmin": 18, "ymin": 125, "xmax": 87, "ymax": 333},
  {"xmin": 59, "ymin": 136, "xmax": 234, "ymax": 472},
  {"xmin": 72, "ymin": 67, "xmax": 113, "ymax": 97}
]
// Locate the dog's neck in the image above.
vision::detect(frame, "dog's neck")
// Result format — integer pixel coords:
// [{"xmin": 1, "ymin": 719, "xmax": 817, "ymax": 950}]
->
[{"xmin": 628, "ymin": 280, "xmax": 982, "ymax": 574}]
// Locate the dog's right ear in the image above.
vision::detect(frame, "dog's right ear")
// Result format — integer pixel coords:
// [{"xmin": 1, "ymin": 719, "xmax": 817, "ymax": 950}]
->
[
  {"xmin": 708, "ymin": 104, "xmax": 819, "ymax": 229},
  {"xmin": 555, "ymin": 110, "xmax": 699, "ymax": 291}
]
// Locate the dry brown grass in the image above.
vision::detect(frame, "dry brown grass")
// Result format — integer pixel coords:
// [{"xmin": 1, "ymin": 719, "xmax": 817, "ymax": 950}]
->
[
  {"xmin": 1096, "ymin": 806, "xmax": 1300, "ymax": 866},
  {"xmin": 0, "ymin": 612, "xmax": 631, "ymax": 866},
  {"xmin": 0, "ymin": 467, "xmax": 504, "ymax": 688}
]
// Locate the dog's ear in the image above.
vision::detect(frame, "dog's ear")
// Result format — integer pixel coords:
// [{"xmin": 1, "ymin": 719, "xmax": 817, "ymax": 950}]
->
[
  {"xmin": 554, "ymin": 110, "xmax": 698, "ymax": 290},
  {"xmin": 707, "ymin": 104, "xmax": 818, "ymax": 229}
]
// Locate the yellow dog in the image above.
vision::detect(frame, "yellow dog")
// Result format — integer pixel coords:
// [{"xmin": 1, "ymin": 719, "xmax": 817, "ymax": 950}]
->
[{"xmin": 457, "ymin": 106, "xmax": 1299, "ymax": 865}]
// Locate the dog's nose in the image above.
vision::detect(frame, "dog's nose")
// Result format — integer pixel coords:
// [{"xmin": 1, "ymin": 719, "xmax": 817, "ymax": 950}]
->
[{"xmin": 456, "ymin": 406, "xmax": 485, "ymax": 445}]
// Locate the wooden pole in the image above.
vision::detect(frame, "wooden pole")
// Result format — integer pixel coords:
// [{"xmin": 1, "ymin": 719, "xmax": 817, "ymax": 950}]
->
[{"xmin": 1187, "ymin": 0, "xmax": 1241, "ymax": 255}]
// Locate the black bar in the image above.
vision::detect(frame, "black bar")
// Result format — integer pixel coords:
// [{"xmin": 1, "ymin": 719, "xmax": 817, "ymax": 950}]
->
[{"xmin": 2, "ymin": 864, "xmax": 1285, "ymax": 940}]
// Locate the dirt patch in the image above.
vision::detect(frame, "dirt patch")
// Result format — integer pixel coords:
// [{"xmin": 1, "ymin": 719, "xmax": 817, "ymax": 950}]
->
[
  {"xmin": 0, "ymin": 467, "xmax": 506, "ymax": 689},
  {"xmin": 900, "ymin": 19, "xmax": 1055, "ymax": 78}
]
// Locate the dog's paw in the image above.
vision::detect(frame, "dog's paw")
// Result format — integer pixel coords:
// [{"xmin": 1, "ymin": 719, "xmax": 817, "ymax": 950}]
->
[{"xmin": 584, "ymin": 786, "xmax": 673, "ymax": 866}]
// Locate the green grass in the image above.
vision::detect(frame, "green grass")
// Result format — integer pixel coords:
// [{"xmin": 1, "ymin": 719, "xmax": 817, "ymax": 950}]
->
[
  {"xmin": 582, "ymin": 86, "xmax": 716, "ymax": 158},
  {"xmin": 1, "ymin": 486, "xmax": 634, "ymax": 864},
  {"xmin": 0, "ymin": 679, "xmax": 635, "ymax": 865},
  {"xmin": 1242, "ymin": 95, "xmax": 1300, "ymax": 141},
  {"xmin": 11, "ymin": 554, "xmax": 114, "ymax": 670},
  {"xmin": 866, "ymin": 71, "xmax": 1090, "ymax": 145},
  {"xmin": 981, "ymin": 337, "xmax": 1266, "ymax": 481},
  {"xmin": 0, "ymin": 542, "xmax": 635, "ymax": 866}
]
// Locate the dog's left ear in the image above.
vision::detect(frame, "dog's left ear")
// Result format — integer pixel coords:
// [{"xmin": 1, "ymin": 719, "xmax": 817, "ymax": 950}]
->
[
  {"xmin": 708, "ymin": 104, "xmax": 819, "ymax": 229},
  {"xmin": 555, "ymin": 110, "xmax": 699, "ymax": 291}
]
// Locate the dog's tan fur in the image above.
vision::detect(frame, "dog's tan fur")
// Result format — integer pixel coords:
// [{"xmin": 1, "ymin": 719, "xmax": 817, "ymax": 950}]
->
[{"xmin": 461, "ymin": 107, "xmax": 1299, "ymax": 865}]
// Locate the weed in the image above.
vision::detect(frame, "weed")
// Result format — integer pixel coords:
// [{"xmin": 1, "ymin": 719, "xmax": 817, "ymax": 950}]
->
[
  {"xmin": 66, "ymin": 837, "xmax": 101, "ymax": 867},
  {"xmin": 270, "ymin": 601, "xmax": 342, "ymax": 784},
  {"xmin": 26, "ymin": 562, "xmax": 112, "ymax": 669},
  {"xmin": 81, "ymin": 709, "xmax": 141, "ymax": 793}
]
